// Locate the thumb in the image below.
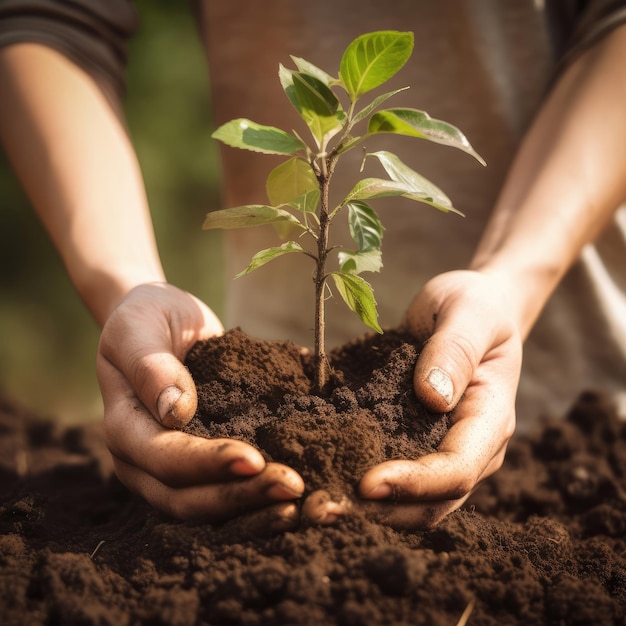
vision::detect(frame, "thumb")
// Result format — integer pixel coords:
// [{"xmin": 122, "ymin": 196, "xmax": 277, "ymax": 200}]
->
[
  {"xmin": 140, "ymin": 352, "xmax": 199, "ymax": 429},
  {"xmin": 413, "ymin": 327, "xmax": 483, "ymax": 414},
  {"xmin": 98, "ymin": 284, "xmax": 225, "ymax": 428},
  {"xmin": 98, "ymin": 341, "xmax": 199, "ymax": 429}
]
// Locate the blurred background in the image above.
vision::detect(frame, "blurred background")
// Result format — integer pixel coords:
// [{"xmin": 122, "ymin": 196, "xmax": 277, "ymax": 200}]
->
[{"xmin": 0, "ymin": 1, "xmax": 225, "ymax": 423}]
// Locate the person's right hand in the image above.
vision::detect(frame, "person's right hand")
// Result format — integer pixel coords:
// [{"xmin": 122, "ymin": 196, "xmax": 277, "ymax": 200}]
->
[
  {"xmin": 96, "ymin": 283, "xmax": 304, "ymax": 527},
  {"xmin": 301, "ymin": 270, "xmax": 522, "ymax": 528}
]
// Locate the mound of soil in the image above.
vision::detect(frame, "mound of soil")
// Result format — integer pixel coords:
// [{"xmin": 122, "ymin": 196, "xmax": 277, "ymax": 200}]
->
[
  {"xmin": 1, "ymin": 328, "xmax": 625, "ymax": 626},
  {"xmin": 184, "ymin": 328, "xmax": 449, "ymax": 499}
]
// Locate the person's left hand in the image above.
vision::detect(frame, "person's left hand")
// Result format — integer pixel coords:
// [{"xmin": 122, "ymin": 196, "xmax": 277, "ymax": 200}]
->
[
  {"xmin": 97, "ymin": 283, "xmax": 304, "ymax": 527},
  {"xmin": 302, "ymin": 270, "xmax": 522, "ymax": 528}
]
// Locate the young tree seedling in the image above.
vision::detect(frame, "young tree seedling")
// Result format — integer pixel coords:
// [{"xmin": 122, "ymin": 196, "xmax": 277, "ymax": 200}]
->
[{"xmin": 205, "ymin": 30, "xmax": 485, "ymax": 392}]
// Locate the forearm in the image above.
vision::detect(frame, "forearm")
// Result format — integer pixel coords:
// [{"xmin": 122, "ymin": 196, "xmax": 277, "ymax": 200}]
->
[
  {"xmin": 0, "ymin": 43, "xmax": 165, "ymax": 326},
  {"xmin": 470, "ymin": 23, "xmax": 626, "ymax": 339}
]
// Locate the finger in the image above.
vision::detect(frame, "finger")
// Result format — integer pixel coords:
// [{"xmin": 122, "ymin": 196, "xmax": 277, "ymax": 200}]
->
[
  {"xmin": 404, "ymin": 279, "xmax": 520, "ymax": 414},
  {"xmin": 102, "ymin": 353, "xmax": 305, "ymax": 493},
  {"xmin": 225, "ymin": 501, "xmax": 300, "ymax": 535},
  {"xmin": 301, "ymin": 490, "xmax": 352, "ymax": 525},
  {"xmin": 413, "ymin": 316, "xmax": 499, "ymax": 414},
  {"xmin": 98, "ymin": 324, "xmax": 199, "ymax": 429},
  {"xmin": 98, "ymin": 285, "xmax": 222, "ymax": 428},
  {"xmin": 359, "ymin": 379, "xmax": 514, "ymax": 501},
  {"xmin": 300, "ymin": 490, "xmax": 472, "ymax": 530},
  {"xmin": 100, "ymin": 355, "xmax": 281, "ymax": 486},
  {"xmin": 112, "ymin": 457, "xmax": 303, "ymax": 522},
  {"xmin": 353, "ymin": 494, "xmax": 472, "ymax": 530}
]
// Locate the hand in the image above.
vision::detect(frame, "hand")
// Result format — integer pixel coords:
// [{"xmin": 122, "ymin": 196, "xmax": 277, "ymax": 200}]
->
[
  {"xmin": 97, "ymin": 283, "xmax": 304, "ymax": 525},
  {"xmin": 303, "ymin": 270, "xmax": 522, "ymax": 528}
]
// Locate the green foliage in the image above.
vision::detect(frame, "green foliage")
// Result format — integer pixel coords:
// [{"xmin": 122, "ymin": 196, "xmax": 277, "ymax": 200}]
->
[
  {"xmin": 331, "ymin": 272, "xmax": 382, "ymax": 334},
  {"xmin": 206, "ymin": 30, "xmax": 484, "ymax": 389},
  {"xmin": 339, "ymin": 31, "xmax": 414, "ymax": 101},
  {"xmin": 211, "ymin": 119, "xmax": 305, "ymax": 155}
]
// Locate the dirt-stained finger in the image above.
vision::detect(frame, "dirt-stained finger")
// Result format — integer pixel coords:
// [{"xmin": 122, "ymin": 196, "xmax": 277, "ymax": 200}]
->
[
  {"xmin": 111, "ymin": 457, "xmax": 304, "ymax": 522},
  {"xmin": 301, "ymin": 489, "xmax": 352, "ymax": 525}
]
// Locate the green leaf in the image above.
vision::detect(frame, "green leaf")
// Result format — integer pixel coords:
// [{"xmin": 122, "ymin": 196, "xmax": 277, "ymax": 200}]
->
[
  {"xmin": 339, "ymin": 31, "xmax": 414, "ymax": 100},
  {"xmin": 236, "ymin": 241, "xmax": 306, "ymax": 277},
  {"xmin": 288, "ymin": 189, "xmax": 321, "ymax": 213},
  {"xmin": 351, "ymin": 87, "xmax": 409, "ymax": 125},
  {"xmin": 347, "ymin": 201, "xmax": 384, "ymax": 251},
  {"xmin": 342, "ymin": 177, "xmax": 463, "ymax": 215},
  {"xmin": 281, "ymin": 68, "xmax": 345, "ymax": 146},
  {"xmin": 342, "ymin": 177, "xmax": 417, "ymax": 203},
  {"xmin": 368, "ymin": 108, "xmax": 486, "ymax": 165},
  {"xmin": 203, "ymin": 205, "xmax": 304, "ymax": 230},
  {"xmin": 336, "ymin": 135, "xmax": 364, "ymax": 156},
  {"xmin": 279, "ymin": 64, "xmax": 301, "ymax": 112},
  {"xmin": 266, "ymin": 158, "xmax": 319, "ymax": 206},
  {"xmin": 212, "ymin": 119, "xmax": 305, "ymax": 155},
  {"xmin": 338, "ymin": 249, "xmax": 383, "ymax": 274},
  {"xmin": 290, "ymin": 56, "xmax": 336, "ymax": 87},
  {"xmin": 331, "ymin": 272, "xmax": 382, "ymax": 333},
  {"xmin": 366, "ymin": 151, "xmax": 461, "ymax": 214}
]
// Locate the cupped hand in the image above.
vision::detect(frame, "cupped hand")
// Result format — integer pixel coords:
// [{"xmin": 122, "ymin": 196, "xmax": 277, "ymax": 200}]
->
[
  {"xmin": 97, "ymin": 283, "xmax": 304, "ymax": 525},
  {"xmin": 302, "ymin": 270, "xmax": 522, "ymax": 529}
]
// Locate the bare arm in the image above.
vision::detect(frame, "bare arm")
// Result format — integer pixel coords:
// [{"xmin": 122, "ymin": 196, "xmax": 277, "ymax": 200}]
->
[
  {"xmin": 0, "ymin": 43, "xmax": 304, "ymax": 523},
  {"xmin": 351, "ymin": 23, "xmax": 626, "ymax": 528},
  {"xmin": 0, "ymin": 43, "xmax": 164, "ymax": 325},
  {"xmin": 471, "ymin": 22, "xmax": 626, "ymax": 339}
]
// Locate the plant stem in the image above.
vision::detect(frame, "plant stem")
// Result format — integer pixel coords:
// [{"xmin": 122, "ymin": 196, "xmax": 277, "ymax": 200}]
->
[{"xmin": 314, "ymin": 155, "xmax": 333, "ymax": 393}]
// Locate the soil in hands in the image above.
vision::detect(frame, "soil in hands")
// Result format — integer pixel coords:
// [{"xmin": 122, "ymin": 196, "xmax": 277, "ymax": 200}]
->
[
  {"xmin": 183, "ymin": 327, "xmax": 449, "ymax": 500},
  {"xmin": 0, "ymin": 328, "xmax": 625, "ymax": 626}
]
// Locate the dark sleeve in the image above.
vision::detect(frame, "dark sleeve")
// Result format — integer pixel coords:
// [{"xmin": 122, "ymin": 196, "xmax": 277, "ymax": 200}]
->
[
  {"xmin": 0, "ymin": 0, "xmax": 140, "ymax": 100},
  {"xmin": 546, "ymin": 0, "xmax": 626, "ymax": 67}
]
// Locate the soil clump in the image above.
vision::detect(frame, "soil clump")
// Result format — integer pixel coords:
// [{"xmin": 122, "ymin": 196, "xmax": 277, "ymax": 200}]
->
[{"xmin": 1, "ymin": 328, "xmax": 625, "ymax": 625}]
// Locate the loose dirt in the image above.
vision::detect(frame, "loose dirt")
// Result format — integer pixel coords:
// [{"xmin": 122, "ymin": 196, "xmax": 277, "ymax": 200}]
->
[{"xmin": 1, "ymin": 328, "xmax": 625, "ymax": 625}]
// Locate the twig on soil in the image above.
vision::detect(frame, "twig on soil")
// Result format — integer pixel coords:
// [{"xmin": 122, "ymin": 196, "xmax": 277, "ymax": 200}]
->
[
  {"xmin": 455, "ymin": 598, "xmax": 475, "ymax": 626},
  {"xmin": 89, "ymin": 540, "xmax": 106, "ymax": 560}
]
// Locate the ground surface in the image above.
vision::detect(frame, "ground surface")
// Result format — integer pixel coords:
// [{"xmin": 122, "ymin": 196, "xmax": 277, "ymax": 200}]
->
[{"xmin": 1, "ymin": 329, "xmax": 625, "ymax": 625}]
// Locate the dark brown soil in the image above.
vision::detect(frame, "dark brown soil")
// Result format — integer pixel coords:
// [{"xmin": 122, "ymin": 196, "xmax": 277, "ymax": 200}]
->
[
  {"xmin": 184, "ymin": 328, "xmax": 449, "ymax": 500},
  {"xmin": 1, "ymin": 328, "xmax": 625, "ymax": 626}
]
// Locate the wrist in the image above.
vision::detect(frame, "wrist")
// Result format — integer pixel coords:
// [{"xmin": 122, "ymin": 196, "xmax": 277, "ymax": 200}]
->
[
  {"xmin": 72, "ymin": 263, "xmax": 167, "ymax": 327},
  {"xmin": 469, "ymin": 253, "xmax": 561, "ymax": 341}
]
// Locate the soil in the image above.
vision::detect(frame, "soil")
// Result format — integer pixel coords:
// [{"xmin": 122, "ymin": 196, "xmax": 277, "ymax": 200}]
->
[{"xmin": 1, "ymin": 328, "xmax": 626, "ymax": 626}]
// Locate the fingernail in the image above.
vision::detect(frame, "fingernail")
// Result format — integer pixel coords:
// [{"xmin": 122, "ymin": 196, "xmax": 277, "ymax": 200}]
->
[
  {"xmin": 157, "ymin": 385, "xmax": 183, "ymax": 425},
  {"xmin": 426, "ymin": 367, "xmax": 453, "ymax": 404},
  {"xmin": 228, "ymin": 458, "xmax": 259, "ymax": 476},
  {"xmin": 365, "ymin": 483, "xmax": 392, "ymax": 499}
]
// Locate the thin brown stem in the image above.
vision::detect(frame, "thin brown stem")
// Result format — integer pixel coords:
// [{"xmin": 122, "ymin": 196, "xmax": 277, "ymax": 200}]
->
[{"xmin": 314, "ymin": 165, "xmax": 331, "ymax": 392}]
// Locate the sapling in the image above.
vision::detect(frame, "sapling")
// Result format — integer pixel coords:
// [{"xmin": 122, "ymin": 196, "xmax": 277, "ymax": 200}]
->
[{"xmin": 204, "ymin": 30, "xmax": 484, "ymax": 392}]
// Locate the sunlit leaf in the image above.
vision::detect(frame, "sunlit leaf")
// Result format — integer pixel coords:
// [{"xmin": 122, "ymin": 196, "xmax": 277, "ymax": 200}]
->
[
  {"xmin": 279, "ymin": 64, "xmax": 301, "ymax": 112},
  {"xmin": 342, "ymin": 177, "xmax": 463, "ymax": 214},
  {"xmin": 339, "ymin": 31, "xmax": 414, "ymax": 100},
  {"xmin": 342, "ymin": 178, "xmax": 417, "ymax": 203},
  {"xmin": 336, "ymin": 135, "xmax": 363, "ymax": 155},
  {"xmin": 331, "ymin": 272, "xmax": 382, "ymax": 333},
  {"xmin": 236, "ymin": 241, "xmax": 306, "ymax": 277},
  {"xmin": 212, "ymin": 118, "xmax": 304, "ymax": 155},
  {"xmin": 288, "ymin": 189, "xmax": 321, "ymax": 213},
  {"xmin": 347, "ymin": 201, "xmax": 384, "ymax": 251},
  {"xmin": 366, "ymin": 151, "xmax": 459, "ymax": 213},
  {"xmin": 351, "ymin": 87, "xmax": 409, "ymax": 125},
  {"xmin": 290, "ymin": 56, "xmax": 337, "ymax": 87},
  {"xmin": 266, "ymin": 158, "xmax": 319, "ymax": 206},
  {"xmin": 203, "ymin": 205, "xmax": 304, "ymax": 230},
  {"xmin": 280, "ymin": 67, "xmax": 345, "ymax": 145},
  {"xmin": 338, "ymin": 249, "xmax": 383, "ymax": 274},
  {"xmin": 368, "ymin": 108, "xmax": 486, "ymax": 165}
]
